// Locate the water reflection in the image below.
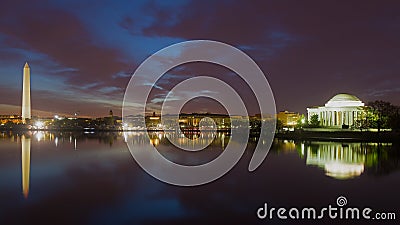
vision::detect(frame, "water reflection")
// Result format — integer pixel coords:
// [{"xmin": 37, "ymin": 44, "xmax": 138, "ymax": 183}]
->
[
  {"xmin": 6, "ymin": 131, "xmax": 126, "ymax": 199},
  {"xmin": 0, "ymin": 131, "xmax": 398, "ymax": 202},
  {"xmin": 1, "ymin": 131, "xmax": 400, "ymax": 225},
  {"xmin": 304, "ymin": 142, "xmax": 367, "ymax": 179},
  {"xmin": 21, "ymin": 135, "xmax": 30, "ymax": 198},
  {"xmin": 123, "ymin": 131, "xmax": 230, "ymax": 148},
  {"xmin": 274, "ymin": 140, "xmax": 399, "ymax": 179},
  {"xmin": 122, "ymin": 131, "xmax": 231, "ymax": 166}
]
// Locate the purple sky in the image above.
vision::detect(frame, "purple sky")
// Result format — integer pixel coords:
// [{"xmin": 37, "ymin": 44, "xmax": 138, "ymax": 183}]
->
[{"xmin": 0, "ymin": 0, "xmax": 399, "ymax": 117}]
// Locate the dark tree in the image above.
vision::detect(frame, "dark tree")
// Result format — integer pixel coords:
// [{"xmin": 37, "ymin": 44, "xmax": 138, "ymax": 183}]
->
[
  {"xmin": 295, "ymin": 115, "xmax": 306, "ymax": 129},
  {"xmin": 368, "ymin": 101, "xmax": 397, "ymax": 132},
  {"xmin": 309, "ymin": 114, "xmax": 320, "ymax": 127},
  {"xmin": 250, "ymin": 119, "xmax": 261, "ymax": 133},
  {"xmin": 388, "ymin": 106, "xmax": 400, "ymax": 131},
  {"xmin": 276, "ymin": 119, "xmax": 283, "ymax": 132}
]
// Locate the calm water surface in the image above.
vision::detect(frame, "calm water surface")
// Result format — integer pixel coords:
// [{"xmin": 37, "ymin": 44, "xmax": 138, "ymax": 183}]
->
[{"xmin": 0, "ymin": 131, "xmax": 399, "ymax": 225}]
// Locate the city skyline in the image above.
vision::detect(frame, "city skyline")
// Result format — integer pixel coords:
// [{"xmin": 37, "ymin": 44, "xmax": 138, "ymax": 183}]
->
[
  {"xmin": 1, "ymin": 2, "xmax": 399, "ymax": 224},
  {"xmin": 1, "ymin": 1, "xmax": 400, "ymax": 117}
]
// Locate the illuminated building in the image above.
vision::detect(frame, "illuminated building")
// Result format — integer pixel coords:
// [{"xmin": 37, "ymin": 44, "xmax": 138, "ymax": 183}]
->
[
  {"xmin": 307, "ymin": 93, "xmax": 365, "ymax": 127},
  {"xmin": 146, "ymin": 112, "xmax": 161, "ymax": 129},
  {"xmin": 276, "ymin": 111, "xmax": 301, "ymax": 127},
  {"xmin": 143, "ymin": 113, "xmax": 231, "ymax": 130},
  {"xmin": 22, "ymin": 62, "xmax": 31, "ymax": 124},
  {"xmin": 123, "ymin": 113, "xmax": 260, "ymax": 131},
  {"xmin": 178, "ymin": 113, "xmax": 230, "ymax": 129},
  {"xmin": 0, "ymin": 115, "xmax": 22, "ymax": 125}
]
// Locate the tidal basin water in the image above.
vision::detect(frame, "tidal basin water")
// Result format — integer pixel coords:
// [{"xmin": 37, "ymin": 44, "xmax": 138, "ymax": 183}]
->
[{"xmin": 0, "ymin": 131, "xmax": 399, "ymax": 225}]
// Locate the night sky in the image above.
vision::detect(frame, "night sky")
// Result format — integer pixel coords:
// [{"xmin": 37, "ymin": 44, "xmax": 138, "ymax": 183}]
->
[{"xmin": 1, "ymin": 0, "xmax": 399, "ymax": 117}]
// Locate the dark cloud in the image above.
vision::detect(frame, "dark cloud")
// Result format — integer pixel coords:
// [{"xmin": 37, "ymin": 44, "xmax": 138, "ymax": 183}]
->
[
  {"xmin": 1, "ymin": 0, "xmax": 400, "ymax": 116},
  {"xmin": 135, "ymin": 0, "xmax": 400, "ymax": 112},
  {"xmin": 0, "ymin": 1, "xmax": 134, "ymax": 93},
  {"xmin": 0, "ymin": 85, "xmax": 120, "ymax": 117},
  {"xmin": 143, "ymin": 62, "xmax": 261, "ymax": 115},
  {"xmin": 0, "ymin": 1, "xmax": 139, "ymax": 116}
]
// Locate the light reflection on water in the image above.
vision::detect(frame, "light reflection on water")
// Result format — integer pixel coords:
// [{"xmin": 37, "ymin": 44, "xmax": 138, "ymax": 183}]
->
[
  {"xmin": 305, "ymin": 142, "xmax": 371, "ymax": 179},
  {"xmin": 124, "ymin": 131, "xmax": 231, "ymax": 166},
  {"xmin": 5, "ymin": 131, "xmax": 400, "ymax": 198},
  {"xmin": 0, "ymin": 131, "xmax": 399, "ymax": 225},
  {"xmin": 21, "ymin": 135, "xmax": 30, "ymax": 199},
  {"xmin": 274, "ymin": 139, "xmax": 398, "ymax": 179}
]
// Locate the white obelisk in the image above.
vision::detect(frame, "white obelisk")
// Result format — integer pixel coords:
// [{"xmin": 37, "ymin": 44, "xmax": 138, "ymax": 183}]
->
[{"xmin": 22, "ymin": 62, "xmax": 31, "ymax": 124}]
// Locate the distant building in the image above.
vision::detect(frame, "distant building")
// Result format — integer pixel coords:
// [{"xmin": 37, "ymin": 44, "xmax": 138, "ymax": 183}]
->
[
  {"xmin": 276, "ymin": 111, "xmax": 301, "ymax": 127},
  {"xmin": 146, "ymin": 112, "xmax": 161, "ymax": 129},
  {"xmin": 136, "ymin": 113, "xmax": 231, "ymax": 130},
  {"xmin": 307, "ymin": 93, "xmax": 365, "ymax": 128},
  {"xmin": 0, "ymin": 115, "xmax": 22, "ymax": 125},
  {"xmin": 179, "ymin": 113, "xmax": 231, "ymax": 130},
  {"xmin": 109, "ymin": 110, "xmax": 114, "ymax": 126}
]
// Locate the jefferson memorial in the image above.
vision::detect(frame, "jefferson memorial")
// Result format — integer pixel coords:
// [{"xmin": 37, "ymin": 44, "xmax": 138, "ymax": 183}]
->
[{"xmin": 307, "ymin": 94, "xmax": 365, "ymax": 127}]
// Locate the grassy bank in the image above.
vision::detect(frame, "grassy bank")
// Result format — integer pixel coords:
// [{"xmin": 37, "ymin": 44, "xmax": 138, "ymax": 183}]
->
[{"xmin": 275, "ymin": 130, "xmax": 400, "ymax": 142}]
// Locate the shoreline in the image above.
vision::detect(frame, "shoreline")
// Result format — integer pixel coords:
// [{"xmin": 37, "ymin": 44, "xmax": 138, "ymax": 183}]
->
[
  {"xmin": 2, "ymin": 128, "xmax": 399, "ymax": 142},
  {"xmin": 0, "ymin": 128, "xmax": 231, "ymax": 132},
  {"xmin": 275, "ymin": 130, "xmax": 400, "ymax": 143}
]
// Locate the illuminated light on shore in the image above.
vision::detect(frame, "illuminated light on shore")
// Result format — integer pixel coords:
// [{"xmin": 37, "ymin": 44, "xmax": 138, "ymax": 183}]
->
[{"xmin": 35, "ymin": 121, "xmax": 44, "ymax": 129}]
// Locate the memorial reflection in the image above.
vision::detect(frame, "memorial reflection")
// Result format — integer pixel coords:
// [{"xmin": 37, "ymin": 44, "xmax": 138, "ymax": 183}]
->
[
  {"xmin": 304, "ymin": 142, "xmax": 368, "ymax": 179},
  {"xmin": 275, "ymin": 140, "xmax": 399, "ymax": 179}
]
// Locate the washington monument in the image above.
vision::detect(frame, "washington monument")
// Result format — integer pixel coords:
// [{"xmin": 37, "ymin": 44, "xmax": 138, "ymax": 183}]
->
[{"xmin": 22, "ymin": 62, "xmax": 31, "ymax": 123}]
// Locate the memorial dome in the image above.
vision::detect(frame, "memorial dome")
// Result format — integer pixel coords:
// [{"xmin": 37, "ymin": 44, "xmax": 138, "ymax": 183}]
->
[{"xmin": 325, "ymin": 93, "xmax": 364, "ymax": 107}]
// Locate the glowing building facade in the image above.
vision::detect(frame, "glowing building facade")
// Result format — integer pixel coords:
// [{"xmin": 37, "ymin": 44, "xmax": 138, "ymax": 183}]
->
[
  {"xmin": 307, "ymin": 94, "xmax": 365, "ymax": 127},
  {"xmin": 276, "ymin": 111, "xmax": 301, "ymax": 127}
]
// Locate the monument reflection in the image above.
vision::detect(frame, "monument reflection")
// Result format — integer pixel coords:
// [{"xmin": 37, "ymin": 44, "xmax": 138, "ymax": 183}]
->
[
  {"xmin": 304, "ymin": 142, "xmax": 366, "ymax": 179},
  {"xmin": 12, "ymin": 131, "xmax": 400, "ymax": 201},
  {"xmin": 21, "ymin": 135, "xmax": 31, "ymax": 198},
  {"xmin": 289, "ymin": 141, "xmax": 393, "ymax": 179}
]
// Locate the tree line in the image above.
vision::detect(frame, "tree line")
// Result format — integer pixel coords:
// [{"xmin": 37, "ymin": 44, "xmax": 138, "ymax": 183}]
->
[{"xmin": 355, "ymin": 100, "xmax": 400, "ymax": 132}]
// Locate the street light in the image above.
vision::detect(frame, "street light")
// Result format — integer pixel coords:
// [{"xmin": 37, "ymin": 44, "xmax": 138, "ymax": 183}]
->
[{"xmin": 35, "ymin": 121, "xmax": 44, "ymax": 129}]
